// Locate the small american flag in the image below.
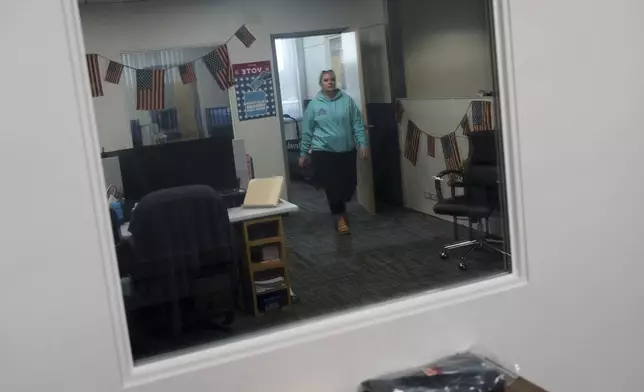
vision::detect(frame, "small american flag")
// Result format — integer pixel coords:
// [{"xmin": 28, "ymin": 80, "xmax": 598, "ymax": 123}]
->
[
  {"xmin": 202, "ymin": 45, "xmax": 234, "ymax": 91},
  {"xmin": 460, "ymin": 114, "xmax": 472, "ymax": 136},
  {"xmin": 136, "ymin": 69, "xmax": 165, "ymax": 111},
  {"xmin": 395, "ymin": 100, "xmax": 404, "ymax": 124},
  {"xmin": 104, "ymin": 60, "xmax": 124, "ymax": 84},
  {"xmin": 427, "ymin": 134, "xmax": 436, "ymax": 158},
  {"xmin": 86, "ymin": 54, "xmax": 103, "ymax": 97},
  {"xmin": 178, "ymin": 63, "xmax": 197, "ymax": 84},
  {"xmin": 404, "ymin": 121, "xmax": 421, "ymax": 165},
  {"xmin": 441, "ymin": 132, "xmax": 462, "ymax": 178},
  {"xmin": 472, "ymin": 100, "xmax": 493, "ymax": 131},
  {"xmin": 235, "ymin": 25, "xmax": 256, "ymax": 48}
]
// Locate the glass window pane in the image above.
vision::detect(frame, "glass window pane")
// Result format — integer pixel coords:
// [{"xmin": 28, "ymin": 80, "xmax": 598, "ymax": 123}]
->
[{"xmin": 81, "ymin": 0, "xmax": 512, "ymax": 364}]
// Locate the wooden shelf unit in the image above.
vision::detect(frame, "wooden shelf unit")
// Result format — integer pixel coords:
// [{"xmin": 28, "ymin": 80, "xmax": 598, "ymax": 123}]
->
[{"xmin": 241, "ymin": 216, "xmax": 292, "ymax": 316}]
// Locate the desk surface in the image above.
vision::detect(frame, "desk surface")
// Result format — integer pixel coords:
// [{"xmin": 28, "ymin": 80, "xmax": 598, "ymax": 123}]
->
[{"xmin": 120, "ymin": 199, "xmax": 298, "ymax": 239}]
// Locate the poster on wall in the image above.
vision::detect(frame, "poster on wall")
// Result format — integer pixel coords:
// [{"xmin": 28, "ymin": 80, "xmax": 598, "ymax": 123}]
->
[{"xmin": 233, "ymin": 60, "xmax": 276, "ymax": 121}]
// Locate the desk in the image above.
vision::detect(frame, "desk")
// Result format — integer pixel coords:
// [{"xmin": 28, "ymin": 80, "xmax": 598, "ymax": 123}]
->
[{"xmin": 120, "ymin": 199, "xmax": 298, "ymax": 240}]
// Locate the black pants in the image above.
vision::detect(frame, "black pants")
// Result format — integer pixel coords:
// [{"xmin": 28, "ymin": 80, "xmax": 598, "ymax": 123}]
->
[{"xmin": 311, "ymin": 150, "xmax": 357, "ymax": 216}]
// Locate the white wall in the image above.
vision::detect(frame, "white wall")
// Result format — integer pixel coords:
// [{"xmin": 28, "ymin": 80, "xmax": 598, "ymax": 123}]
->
[
  {"xmin": 193, "ymin": 59, "xmax": 230, "ymax": 131},
  {"xmin": 8, "ymin": 1, "xmax": 644, "ymax": 392},
  {"xmin": 399, "ymin": 0, "xmax": 494, "ymax": 98},
  {"xmin": 302, "ymin": 35, "xmax": 328, "ymax": 100},
  {"xmin": 80, "ymin": 0, "xmax": 383, "ymax": 180}
]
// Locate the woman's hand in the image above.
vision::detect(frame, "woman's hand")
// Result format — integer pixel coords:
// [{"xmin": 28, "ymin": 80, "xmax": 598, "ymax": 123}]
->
[
  {"xmin": 359, "ymin": 147, "xmax": 369, "ymax": 160},
  {"xmin": 299, "ymin": 155, "xmax": 309, "ymax": 168}
]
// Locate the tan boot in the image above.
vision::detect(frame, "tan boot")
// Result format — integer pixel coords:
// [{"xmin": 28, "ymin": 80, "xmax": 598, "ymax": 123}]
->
[{"xmin": 337, "ymin": 216, "xmax": 350, "ymax": 235}]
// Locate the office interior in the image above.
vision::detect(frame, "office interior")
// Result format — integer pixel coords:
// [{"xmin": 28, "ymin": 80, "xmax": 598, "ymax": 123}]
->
[{"xmin": 83, "ymin": 0, "xmax": 510, "ymax": 361}]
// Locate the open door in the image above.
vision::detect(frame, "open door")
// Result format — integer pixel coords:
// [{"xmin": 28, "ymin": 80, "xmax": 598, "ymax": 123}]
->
[{"xmin": 340, "ymin": 30, "xmax": 377, "ymax": 214}]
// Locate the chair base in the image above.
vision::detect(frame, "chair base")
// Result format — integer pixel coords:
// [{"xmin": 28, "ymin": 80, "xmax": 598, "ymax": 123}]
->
[{"xmin": 440, "ymin": 238, "xmax": 510, "ymax": 270}]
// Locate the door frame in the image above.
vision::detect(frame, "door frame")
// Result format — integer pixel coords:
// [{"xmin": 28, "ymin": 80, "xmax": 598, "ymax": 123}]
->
[
  {"xmin": 59, "ymin": 0, "xmax": 528, "ymax": 388},
  {"xmin": 270, "ymin": 28, "xmax": 349, "ymax": 200}
]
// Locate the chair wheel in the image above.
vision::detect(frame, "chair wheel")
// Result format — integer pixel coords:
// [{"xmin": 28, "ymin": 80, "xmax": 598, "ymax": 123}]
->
[
  {"xmin": 440, "ymin": 251, "xmax": 449, "ymax": 259},
  {"xmin": 458, "ymin": 262, "xmax": 467, "ymax": 270}
]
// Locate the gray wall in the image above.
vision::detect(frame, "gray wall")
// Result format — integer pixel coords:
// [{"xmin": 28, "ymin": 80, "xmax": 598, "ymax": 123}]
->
[{"xmin": 397, "ymin": 0, "xmax": 494, "ymax": 98}]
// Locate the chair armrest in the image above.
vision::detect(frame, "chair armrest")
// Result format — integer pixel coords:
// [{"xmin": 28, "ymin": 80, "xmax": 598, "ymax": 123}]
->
[{"xmin": 433, "ymin": 169, "xmax": 463, "ymax": 201}]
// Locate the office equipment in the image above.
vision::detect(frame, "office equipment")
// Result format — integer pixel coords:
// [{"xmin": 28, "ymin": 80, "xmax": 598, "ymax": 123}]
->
[
  {"xmin": 118, "ymin": 136, "xmax": 237, "ymax": 201},
  {"xmin": 432, "ymin": 131, "xmax": 509, "ymax": 270},
  {"xmin": 242, "ymin": 176, "xmax": 284, "ymax": 208}
]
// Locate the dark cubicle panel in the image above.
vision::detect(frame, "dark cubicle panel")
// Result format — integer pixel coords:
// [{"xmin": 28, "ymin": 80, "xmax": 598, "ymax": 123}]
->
[
  {"xmin": 367, "ymin": 102, "xmax": 403, "ymax": 209},
  {"xmin": 118, "ymin": 136, "xmax": 238, "ymax": 201}
]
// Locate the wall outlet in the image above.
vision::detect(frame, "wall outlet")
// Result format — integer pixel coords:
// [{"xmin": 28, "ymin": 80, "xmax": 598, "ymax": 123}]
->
[{"xmin": 424, "ymin": 192, "xmax": 438, "ymax": 201}]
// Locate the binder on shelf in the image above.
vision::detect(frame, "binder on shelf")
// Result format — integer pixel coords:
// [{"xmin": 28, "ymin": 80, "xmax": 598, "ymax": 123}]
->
[{"xmin": 242, "ymin": 176, "xmax": 284, "ymax": 208}]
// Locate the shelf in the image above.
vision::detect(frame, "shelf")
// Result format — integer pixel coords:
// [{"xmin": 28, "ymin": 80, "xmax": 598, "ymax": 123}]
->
[
  {"xmin": 247, "ymin": 236, "xmax": 282, "ymax": 247},
  {"xmin": 251, "ymin": 258, "xmax": 284, "ymax": 272}
]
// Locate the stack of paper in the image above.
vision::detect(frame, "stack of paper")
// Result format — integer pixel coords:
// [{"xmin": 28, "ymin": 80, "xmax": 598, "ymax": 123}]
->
[{"xmin": 255, "ymin": 276, "xmax": 286, "ymax": 293}]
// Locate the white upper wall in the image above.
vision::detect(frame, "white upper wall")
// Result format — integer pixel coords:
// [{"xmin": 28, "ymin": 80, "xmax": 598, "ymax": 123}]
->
[
  {"xmin": 80, "ymin": 0, "xmax": 384, "ymax": 179},
  {"xmin": 400, "ymin": 0, "xmax": 494, "ymax": 98}
]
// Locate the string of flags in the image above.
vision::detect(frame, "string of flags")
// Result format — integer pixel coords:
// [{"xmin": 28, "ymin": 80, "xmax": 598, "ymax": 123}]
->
[
  {"xmin": 398, "ymin": 99, "xmax": 494, "ymax": 173},
  {"xmin": 84, "ymin": 25, "xmax": 256, "ymax": 111}
]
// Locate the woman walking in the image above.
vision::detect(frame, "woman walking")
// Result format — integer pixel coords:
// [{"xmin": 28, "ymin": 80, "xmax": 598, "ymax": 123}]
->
[{"xmin": 299, "ymin": 70, "xmax": 369, "ymax": 234}]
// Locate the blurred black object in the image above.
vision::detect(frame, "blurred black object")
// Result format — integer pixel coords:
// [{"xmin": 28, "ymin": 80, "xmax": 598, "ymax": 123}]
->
[{"xmin": 360, "ymin": 353, "xmax": 508, "ymax": 392}]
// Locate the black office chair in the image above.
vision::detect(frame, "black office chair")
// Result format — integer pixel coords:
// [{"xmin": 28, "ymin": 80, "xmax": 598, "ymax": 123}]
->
[
  {"xmin": 433, "ymin": 131, "xmax": 509, "ymax": 270},
  {"xmin": 127, "ymin": 185, "xmax": 238, "ymax": 337}
]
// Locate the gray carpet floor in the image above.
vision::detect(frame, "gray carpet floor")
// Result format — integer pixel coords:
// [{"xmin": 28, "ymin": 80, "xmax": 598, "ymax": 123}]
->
[
  {"xmin": 133, "ymin": 181, "xmax": 509, "ymax": 361},
  {"xmin": 232, "ymin": 181, "xmax": 508, "ymax": 332}
]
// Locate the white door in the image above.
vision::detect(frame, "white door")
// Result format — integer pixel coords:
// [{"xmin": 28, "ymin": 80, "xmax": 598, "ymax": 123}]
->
[
  {"xmin": 5, "ymin": 1, "xmax": 644, "ymax": 392},
  {"xmin": 339, "ymin": 31, "xmax": 377, "ymax": 214}
]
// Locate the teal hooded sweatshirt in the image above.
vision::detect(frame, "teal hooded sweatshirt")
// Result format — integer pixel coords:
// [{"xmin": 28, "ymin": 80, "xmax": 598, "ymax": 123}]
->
[{"xmin": 300, "ymin": 90, "xmax": 367, "ymax": 156}]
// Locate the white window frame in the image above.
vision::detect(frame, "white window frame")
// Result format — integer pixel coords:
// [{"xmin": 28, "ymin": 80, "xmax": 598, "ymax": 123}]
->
[{"xmin": 65, "ymin": 0, "xmax": 527, "ymax": 387}]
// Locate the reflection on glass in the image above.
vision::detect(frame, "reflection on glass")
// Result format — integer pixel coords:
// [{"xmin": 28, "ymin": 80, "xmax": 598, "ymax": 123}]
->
[{"xmin": 83, "ymin": 0, "xmax": 511, "ymax": 364}]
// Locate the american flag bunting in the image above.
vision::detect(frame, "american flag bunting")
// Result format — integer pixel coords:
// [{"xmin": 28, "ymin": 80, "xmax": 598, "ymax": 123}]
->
[
  {"xmin": 136, "ymin": 69, "xmax": 165, "ymax": 111},
  {"xmin": 235, "ymin": 25, "xmax": 257, "ymax": 48},
  {"xmin": 86, "ymin": 54, "xmax": 103, "ymax": 97},
  {"xmin": 427, "ymin": 134, "xmax": 435, "ymax": 158},
  {"xmin": 472, "ymin": 100, "xmax": 493, "ymax": 131},
  {"xmin": 441, "ymin": 132, "xmax": 462, "ymax": 180},
  {"xmin": 460, "ymin": 114, "xmax": 472, "ymax": 136},
  {"xmin": 178, "ymin": 63, "xmax": 197, "ymax": 85},
  {"xmin": 104, "ymin": 60, "xmax": 124, "ymax": 84},
  {"xmin": 404, "ymin": 121, "xmax": 421, "ymax": 165},
  {"xmin": 202, "ymin": 45, "xmax": 234, "ymax": 91}
]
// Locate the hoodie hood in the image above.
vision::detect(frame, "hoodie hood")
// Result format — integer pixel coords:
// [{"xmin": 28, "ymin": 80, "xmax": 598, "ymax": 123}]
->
[{"xmin": 316, "ymin": 89, "xmax": 344, "ymax": 102}]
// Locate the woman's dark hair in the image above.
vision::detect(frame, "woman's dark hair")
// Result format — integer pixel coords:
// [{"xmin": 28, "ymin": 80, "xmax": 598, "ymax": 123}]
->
[{"xmin": 318, "ymin": 69, "xmax": 335, "ymax": 85}]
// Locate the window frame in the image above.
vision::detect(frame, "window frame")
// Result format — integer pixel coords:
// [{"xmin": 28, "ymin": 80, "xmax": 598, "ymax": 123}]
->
[{"xmin": 71, "ymin": 0, "xmax": 528, "ymax": 386}]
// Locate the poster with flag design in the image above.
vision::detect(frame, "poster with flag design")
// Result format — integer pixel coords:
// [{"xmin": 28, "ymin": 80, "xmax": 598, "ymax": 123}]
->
[{"xmin": 233, "ymin": 60, "xmax": 276, "ymax": 121}]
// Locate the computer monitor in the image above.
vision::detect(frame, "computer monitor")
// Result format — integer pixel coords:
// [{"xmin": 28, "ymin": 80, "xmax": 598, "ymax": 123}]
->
[{"xmin": 118, "ymin": 136, "xmax": 237, "ymax": 201}]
